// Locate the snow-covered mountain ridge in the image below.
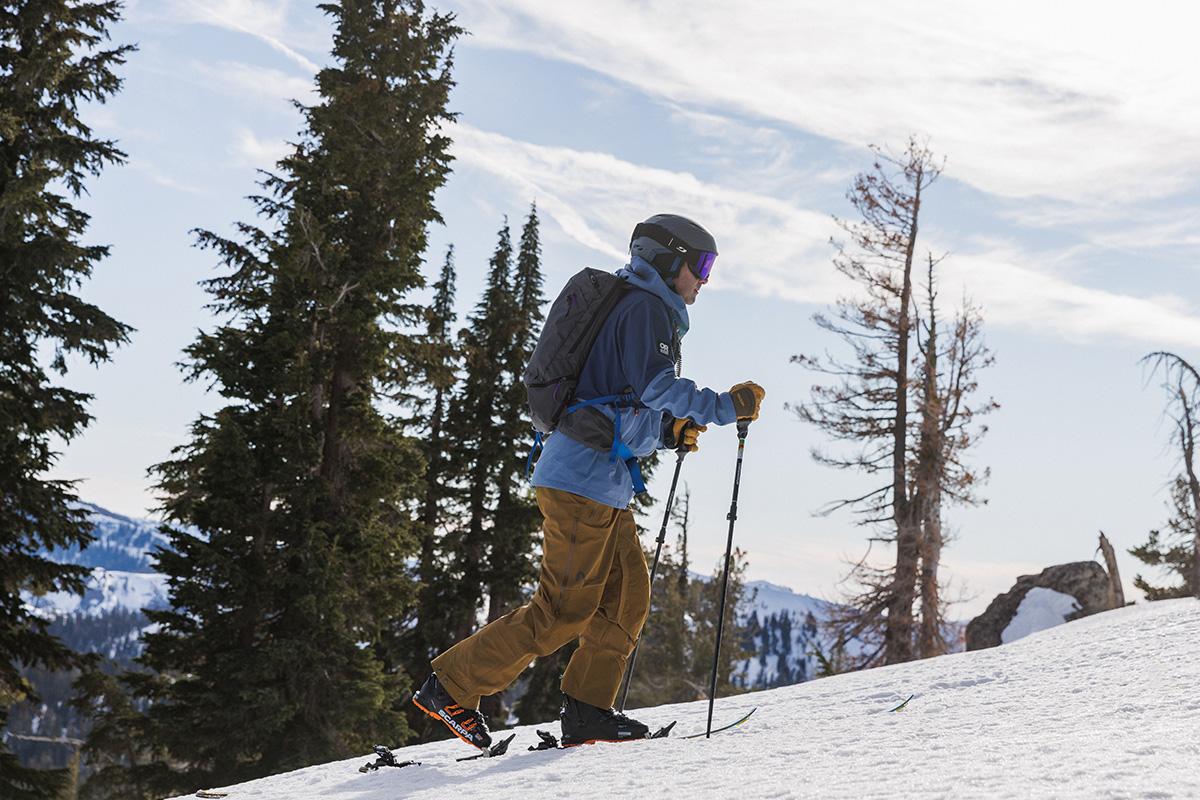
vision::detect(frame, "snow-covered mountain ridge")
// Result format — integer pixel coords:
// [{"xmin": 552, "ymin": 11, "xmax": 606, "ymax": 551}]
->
[
  {"xmin": 22, "ymin": 504, "xmax": 171, "ymax": 619},
  {"xmin": 23, "ymin": 508, "xmax": 837, "ymax": 674},
  {"xmin": 174, "ymin": 597, "xmax": 1200, "ymax": 800},
  {"xmin": 60, "ymin": 502, "xmax": 171, "ymax": 572}
]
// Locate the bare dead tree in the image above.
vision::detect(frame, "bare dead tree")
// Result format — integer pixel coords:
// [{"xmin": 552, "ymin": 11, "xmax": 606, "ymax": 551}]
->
[
  {"xmin": 790, "ymin": 136, "xmax": 940, "ymax": 666},
  {"xmin": 793, "ymin": 137, "xmax": 995, "ymax": 668}
]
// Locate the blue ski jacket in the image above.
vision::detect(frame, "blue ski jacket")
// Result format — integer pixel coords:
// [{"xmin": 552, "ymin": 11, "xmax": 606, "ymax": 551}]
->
[{"xmin": 531, "ymin": 256, "xmax": 738, "ymax": 508}]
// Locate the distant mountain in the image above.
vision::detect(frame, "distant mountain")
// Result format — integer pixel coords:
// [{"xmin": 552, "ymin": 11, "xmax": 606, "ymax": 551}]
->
[
  {"xmin": 735, "ymin": 580, "xmax": 835, "ymax": 689},
  {"xmin": 10, "ymin": 504, "xmax": 172, "ymax": 775},
  {"xmin": 21, "ymin": 503, "xmax": 171, "ymax": 620},
  {"xmin": 52, "ymin": 502, "xmax": 171, "ymax": 572}
]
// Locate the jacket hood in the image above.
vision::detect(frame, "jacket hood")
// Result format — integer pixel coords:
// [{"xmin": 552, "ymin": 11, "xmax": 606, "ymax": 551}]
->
[{"xmin": 617, "ymin": 256, "xmax": 690, "ymax": 337}]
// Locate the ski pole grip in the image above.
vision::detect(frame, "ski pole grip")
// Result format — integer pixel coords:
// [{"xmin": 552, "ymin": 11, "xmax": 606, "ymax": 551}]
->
[{"xmin": 736, "ymin": 418, "xmax": 751, "ymax": 439}]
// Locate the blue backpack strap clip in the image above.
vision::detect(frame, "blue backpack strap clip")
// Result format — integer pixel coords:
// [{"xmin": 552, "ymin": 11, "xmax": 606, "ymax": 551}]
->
[{"xmin": 607, "ymin": 404, "xmax": 647, "ymax": 495}]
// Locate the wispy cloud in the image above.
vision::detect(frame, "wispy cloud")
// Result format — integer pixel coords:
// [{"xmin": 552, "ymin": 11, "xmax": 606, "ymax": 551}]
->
[
  {"xmin": 451, "ymin": 123, "xmax": 1200, "ymax": 348},
  {"xmin": 128, "ymin": 157, "xmax": 205, "ymax": 195},
  {"xmin": 946, "ymin": 250, "xmax": 1200, "ymax": 347},
  {"xmin": 149, "ymin": 0, "xmax": 326, "ymax": 74},
  {"xmin": 230, "ymin": 129, "xmax": 290, "ymax": 168},
  {"xmin": 451, "ymin": 124, "xmax": 840, "ymax": 298},
  {"xmin": 187, "ymin": 59, "xmax": 318, "ymax": 107},
  {"xmin": 450, "ymin": 0, "xmax": 1200, "ymax": 213}
]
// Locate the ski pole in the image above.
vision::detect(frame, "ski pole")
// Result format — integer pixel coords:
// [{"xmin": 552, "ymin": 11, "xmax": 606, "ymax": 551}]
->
[
  {"xmin": 618, "ymin": 447, "xmax": 687, "ymax": 712},
  {"xmin": 706, "ymin": 418, "xmax": 751, "ymax": 738}
]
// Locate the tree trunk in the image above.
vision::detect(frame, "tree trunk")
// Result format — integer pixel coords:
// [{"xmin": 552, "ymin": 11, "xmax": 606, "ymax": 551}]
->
[{"xmin": 884, "ymin": 165, "xmax": 923, "ymax": 666}]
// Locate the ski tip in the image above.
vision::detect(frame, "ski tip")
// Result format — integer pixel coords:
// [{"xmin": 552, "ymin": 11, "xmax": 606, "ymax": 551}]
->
[
  {"xmin": 888, "ymin": 694, "xmax": 915, "ymax": 712},
  {"xmin": 680, "ymin": 707, "xmax": 757, "ymax": 739}
]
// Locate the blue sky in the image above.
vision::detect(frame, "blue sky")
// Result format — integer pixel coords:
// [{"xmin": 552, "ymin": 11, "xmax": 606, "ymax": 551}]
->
[{"xmin": 55, "ymin": 0, "xmax": 1200, "ymax": 618}]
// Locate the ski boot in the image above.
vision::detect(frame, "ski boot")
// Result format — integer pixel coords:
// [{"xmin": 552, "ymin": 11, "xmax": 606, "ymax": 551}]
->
[
  {"xmin": 559, "ymin": 693, "xmax": 650, "ymax": 746},
  {"xmin": 412, "ymin": 673, "xmax": 492, "ymax": 750}
]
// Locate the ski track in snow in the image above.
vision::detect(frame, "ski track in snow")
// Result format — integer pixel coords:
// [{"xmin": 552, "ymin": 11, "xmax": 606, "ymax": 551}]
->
[{"xmin": 174, "ymin": 598, "xmax": 1200, "ymax": 800}]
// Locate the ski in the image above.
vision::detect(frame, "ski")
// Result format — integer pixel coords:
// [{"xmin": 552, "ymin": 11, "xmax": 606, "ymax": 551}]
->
[
  {"xmin": 358, "ymin": 732, "xmax": 513, "ymax": 775},
  {"xmin": 360, "ymin": 708, "xmax": 752, "ymax": 774},
  {"xmin": 681, "ymin": 707, "xmax": 757, "ymax": 739},
  {"xmin": 529, "ymin": 709, "xmax": 753, "ymax": 750},
  {"xmin": 529, "ymin": 720, "xmax": 675, "ymax": 751},
  {"xmin": 888, "ymin": 694, "xmax": 914, "ymax": 713}
]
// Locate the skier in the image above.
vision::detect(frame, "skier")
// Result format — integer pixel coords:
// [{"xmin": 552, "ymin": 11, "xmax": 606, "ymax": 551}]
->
[{"xmin": 413, "ymin": 213, "xmax": 765, "ymax": 749}]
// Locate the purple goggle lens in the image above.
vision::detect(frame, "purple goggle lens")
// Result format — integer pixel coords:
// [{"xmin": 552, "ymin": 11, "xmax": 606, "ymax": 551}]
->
[{"xmin": 694, "ymin": 251, "xmax": 716, "ymax": 280}]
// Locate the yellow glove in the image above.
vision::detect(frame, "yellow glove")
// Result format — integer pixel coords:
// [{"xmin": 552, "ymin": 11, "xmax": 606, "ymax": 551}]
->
[
  {"xmin": 666, "ymin": 417, "xmax": 707, "ymax": 452},
  {"xmin": 728, "ymin": 381, "xmax": 766, "ymax": 421}
]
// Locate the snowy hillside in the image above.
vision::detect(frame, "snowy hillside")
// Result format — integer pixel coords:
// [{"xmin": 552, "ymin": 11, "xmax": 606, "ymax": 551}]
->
[{"xmin": 174, "ymin": 597, "xmax": 1200, "ymax": 799}]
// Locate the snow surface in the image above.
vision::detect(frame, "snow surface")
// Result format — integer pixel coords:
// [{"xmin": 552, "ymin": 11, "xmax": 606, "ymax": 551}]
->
[
  {"xmin": 1002, "ymin": 587, "xmax": 1081, "ymax": 644},
  {"xmin": 172, "ymin": 598, "xmax": 1200, "ymax": 800}
]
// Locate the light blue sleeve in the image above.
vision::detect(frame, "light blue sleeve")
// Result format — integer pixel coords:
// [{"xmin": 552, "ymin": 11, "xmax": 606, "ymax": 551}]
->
[{"xmin": 640, "ymin": 370, "xmax": 738, "ymax": 426}]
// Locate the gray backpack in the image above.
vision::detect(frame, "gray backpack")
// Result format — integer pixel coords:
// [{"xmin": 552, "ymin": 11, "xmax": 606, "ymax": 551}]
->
[{"xmin": 523, "ymin": 267, "xmax": 633, "ymax": 451}]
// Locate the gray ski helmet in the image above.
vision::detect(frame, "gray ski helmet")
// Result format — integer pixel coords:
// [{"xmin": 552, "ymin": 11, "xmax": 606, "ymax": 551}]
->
[{"xmin": 629, "ymin": 214, "xmax": 718, "ymax": 280}]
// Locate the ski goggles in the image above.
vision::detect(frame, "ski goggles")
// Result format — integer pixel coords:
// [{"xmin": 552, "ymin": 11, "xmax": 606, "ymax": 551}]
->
[
  {"xmin": 691, "ymin": 251, "xmax": 716, "ymax": 280},
  {"xmin": 632, "ymin": 221, "xmax": 717, "ymax": 280}
]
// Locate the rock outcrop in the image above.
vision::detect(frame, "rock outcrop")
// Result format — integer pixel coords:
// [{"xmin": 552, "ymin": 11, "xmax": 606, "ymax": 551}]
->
[{"xmin": 965, "ymin": 561, "xmax": 1117, "ymax": 651}]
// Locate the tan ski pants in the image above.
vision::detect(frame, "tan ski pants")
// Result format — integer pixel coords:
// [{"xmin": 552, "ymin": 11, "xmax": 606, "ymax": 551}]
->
[{"xmin": 431, "ymin": 486, "xmax": 650, "ymax": 710}]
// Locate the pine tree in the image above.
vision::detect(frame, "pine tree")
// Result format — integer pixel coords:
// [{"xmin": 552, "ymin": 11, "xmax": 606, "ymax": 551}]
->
[
  {"xmin": 439, "ymin": 206, "xmax": 545, "ymax": 723},
  {"xmin": 434, "ymin": 222, "xmax": 517, "ymax": 724},
  {"xmin": 1130, "ymin": 476, "xmax": 1197, "ymax": 600},
  {"xmin": 88, "ymin": 3, "xmax": 462, "ymax": 794},
  {"xmin": 402, "ymin": 247, "xmax": 460, "ymax": 654},
  {"xmin": 394, "ymin": 247, "xmax": 465, "ymax": 741},
  {"xmin": 442, "ymin": 220, "xmax": 514, "ymax": 640},
  {"xmin": 625, "ymin": 487, "xmax": 753, "ymax": 708},
  {"xmin": 625, "ymin": 487, "xmax": 697, "ymax": 707},
  {"xmin": 0, "ymin": 2, "xmax": 132, "ymax": 797},
  {"xmin": 487, "ymin": 204, "xmax": 543, "ymax": 628},
  {"xmin": 691, "ymin": 548, "xmax": 754, "ymax": 699},
  {"xmin": 1134, "ymin": 351, "xmax": 1200, "ymax": 599}
]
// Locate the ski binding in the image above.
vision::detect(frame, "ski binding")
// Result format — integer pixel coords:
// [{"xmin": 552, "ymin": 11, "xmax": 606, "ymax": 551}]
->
[
  {"xmin": 359, "ymin": 744, "xmax": 420, "ymax": 772},
  {"xmin": 456, "ymin": 733, "xmax": 516, "ymax": 762}
]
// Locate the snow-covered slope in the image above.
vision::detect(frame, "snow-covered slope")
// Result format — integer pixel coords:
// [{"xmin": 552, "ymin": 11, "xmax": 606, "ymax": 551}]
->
[{"xmin": 175, "ymin": 597, "xmax": 1200, "ymax": 800}]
